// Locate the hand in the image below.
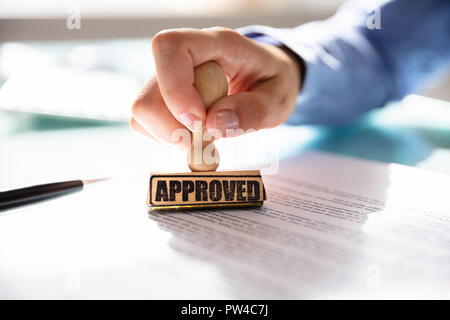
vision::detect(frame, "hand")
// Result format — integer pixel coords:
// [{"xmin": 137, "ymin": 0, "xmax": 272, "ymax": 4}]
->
[{"xmin": 130, "ymin": 27, "xmax": 302, "ymax": 147}]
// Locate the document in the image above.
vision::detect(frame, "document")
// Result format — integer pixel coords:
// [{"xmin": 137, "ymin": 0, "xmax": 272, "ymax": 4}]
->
[
  {"xmin": 149, "ymin": 152, "xmax": 450, "ymax": 299},
  {"xmin": 1, "ymin": 150, "xmax": 449, "ymax": 299}
]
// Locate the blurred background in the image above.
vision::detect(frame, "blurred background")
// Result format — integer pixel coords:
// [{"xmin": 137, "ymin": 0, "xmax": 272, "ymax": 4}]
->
[{"xmin": 0, "ymin": 0, "xmax": 449, "ymax": 189}]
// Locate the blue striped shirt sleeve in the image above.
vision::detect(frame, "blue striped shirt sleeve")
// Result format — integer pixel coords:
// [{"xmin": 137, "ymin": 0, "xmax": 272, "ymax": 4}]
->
[{"xmin": 237, "ymin": 0, "xmax": 450, "ymax": 125}]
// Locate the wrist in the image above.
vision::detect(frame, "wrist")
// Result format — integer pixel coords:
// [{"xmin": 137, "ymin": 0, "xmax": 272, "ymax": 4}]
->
[
  {"xmin": 244, "ymin": 33, "xmax": 305, "ymax": 93},
  {"xmin": 277, "ymin": 45, "xmax": 305, "ymax": 93},
  {"xmin": 265, "ymin": 43, "xmax": 304, "ymax": 93}
]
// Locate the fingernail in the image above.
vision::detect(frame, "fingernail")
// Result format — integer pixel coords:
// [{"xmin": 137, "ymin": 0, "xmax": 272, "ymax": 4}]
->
[
  {"xmin": 179, "ymin": 113, "xmax": 198, "ymax": 131},
  {"xmin": 215, "ymin": 110, "xmax": 239, "ymax": 131}
]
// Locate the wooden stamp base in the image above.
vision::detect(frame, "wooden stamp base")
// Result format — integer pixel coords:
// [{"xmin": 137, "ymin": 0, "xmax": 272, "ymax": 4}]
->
[{"xmin": 147, "ymin": 170, "xmax": 267, "ymax": 212}]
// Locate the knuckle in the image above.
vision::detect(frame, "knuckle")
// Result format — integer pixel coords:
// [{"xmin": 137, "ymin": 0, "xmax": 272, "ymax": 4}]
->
[
  {"xmin": 129, "ymin": 117, "xmax": 138, "ymax": 130},
  {"xmin": 209, "ymin": 26, "xmax": 228, "ymax": 33},
  {"xmin": 211, "ymin": 27, "xmax": 240, "ymax": 42},
  {"xmin": 131, "ymin": 100, "xmax": 146, "ymax": 118},
  {"xmin": 221, "ymin": 29, "xmax": 240, "ymax": 43},
  {"xmin": 246, "ymin": 94, "xmax": 270, "ymax": 130},
  {"xmin": 131, "ymin": 78, "xmax": 160, "ymax": 118},
  {"xmin": 152, "ymin": 29, "xmax": 184, "ymax": 53}
]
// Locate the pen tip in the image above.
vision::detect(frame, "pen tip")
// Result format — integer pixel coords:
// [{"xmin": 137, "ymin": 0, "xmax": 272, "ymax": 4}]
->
[{"xmin": 82, "ymin": 178, "xmax": 110, "ymax": 185}]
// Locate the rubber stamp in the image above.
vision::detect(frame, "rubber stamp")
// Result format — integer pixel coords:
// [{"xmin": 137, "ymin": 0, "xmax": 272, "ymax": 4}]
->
[{"xmin": 147, "ymin": 61, "xmax": 267, "ymax": 211}]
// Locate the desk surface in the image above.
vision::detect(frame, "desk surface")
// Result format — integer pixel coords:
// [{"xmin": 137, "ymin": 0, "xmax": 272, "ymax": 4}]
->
[
  {"xmin": 0, "ymin": 94, "xmax": 449, "ymax": 298},
  {"xmin": 2, "ymin": 94, "xmax": 449, "ymax": 187}
]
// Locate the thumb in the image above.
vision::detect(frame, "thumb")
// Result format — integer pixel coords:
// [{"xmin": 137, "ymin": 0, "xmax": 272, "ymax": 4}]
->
[{"xmin": 205, "ymin": 81, "xmax": 282, "ymax": 137}]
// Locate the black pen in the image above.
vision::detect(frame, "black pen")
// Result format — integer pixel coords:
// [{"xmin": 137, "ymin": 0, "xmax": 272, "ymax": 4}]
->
[{"xmin": 0, "ymin": 178, "xmax": 107, "ymax": 211}]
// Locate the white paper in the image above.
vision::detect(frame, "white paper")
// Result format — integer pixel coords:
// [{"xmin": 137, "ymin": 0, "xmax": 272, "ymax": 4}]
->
[
  {"xmin": 1, "ymin": 151, "xmax": 449, "ymax": 299},
  {"xmin": 148, "ymin": 152, "xmax": 450, "ymax": 299}
]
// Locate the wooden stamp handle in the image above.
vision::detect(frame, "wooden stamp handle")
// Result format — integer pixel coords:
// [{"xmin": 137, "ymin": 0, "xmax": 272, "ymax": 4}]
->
[{"xmin": 187, "ymin": 61, "xmax": 228, "ymax": 172}]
